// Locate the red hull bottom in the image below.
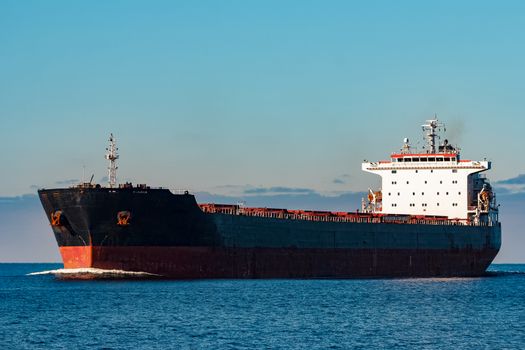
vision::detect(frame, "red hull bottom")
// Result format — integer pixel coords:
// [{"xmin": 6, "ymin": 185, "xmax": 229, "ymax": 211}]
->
[{"xmin": 59, "ymin": 246, "xmax": 497, "ymax": 279}]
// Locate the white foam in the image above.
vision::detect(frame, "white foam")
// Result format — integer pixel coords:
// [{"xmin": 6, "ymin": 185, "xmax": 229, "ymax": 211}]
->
[{"xmin": 27, "ymin": 268, "xmax": 162, "ymax": 278}]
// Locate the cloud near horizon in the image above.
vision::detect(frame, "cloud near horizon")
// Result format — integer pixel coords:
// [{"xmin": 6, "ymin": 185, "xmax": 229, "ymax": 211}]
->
[
  {"xmin": 494, "ymin": 174, "xmax": 525, "ymax": 194},
  {"xmin": 332, "ymin": 174, "xmax": 352, "ymax": 185},
  {"xmin": 55, "ymin": 179, "xmax": 79, "ymax": 185},
  {"xmin": 243, "ymin": 186, "xmax": 316, "ymax": 195},
  {"xmin": 495, "ymin": 174, "xmax": 525, "ymax": 185}
]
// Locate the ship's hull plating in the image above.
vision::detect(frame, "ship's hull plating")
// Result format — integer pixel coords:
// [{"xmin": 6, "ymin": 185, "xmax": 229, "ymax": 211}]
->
[
  {"xmin": 39, "ymin": 188, "xmax": 501, "ymax": 278},
  {"xmin": 58, "ymin": 246, "xmax": 499, "ymax": 278}
]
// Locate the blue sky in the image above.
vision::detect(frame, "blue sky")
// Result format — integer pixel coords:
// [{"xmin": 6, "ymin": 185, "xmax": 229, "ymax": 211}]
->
[
  {"xmin": 0, "ymin": 1, "xmax": 524, "ymax": 261},
  {"xmin": 1, "ymin": 0, "xmax": 525, "ymax": 196}
]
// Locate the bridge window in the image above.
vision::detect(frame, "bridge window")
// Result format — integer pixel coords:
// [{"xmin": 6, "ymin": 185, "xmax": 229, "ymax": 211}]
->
[
  {"xmin": 444, "ymin": 157, "xmax": 450, "ymax": 161},
  {"xmin": 428, "ymin": 157, "xmax": 435, "ymax": 162},
  {"xmin": 405, "ymin": 158, "xmax": 412, "ymax": 162},
  {"xmin": 412, "ymin": 158, "xmax": 420, "ymax": 162},
  {"xmin": 437, "ymin": 158, "xmax": 443, "ymax": 162},
  {"xmin": 420, "ymin": 157, "xmax": 428, "ymax": 162}
]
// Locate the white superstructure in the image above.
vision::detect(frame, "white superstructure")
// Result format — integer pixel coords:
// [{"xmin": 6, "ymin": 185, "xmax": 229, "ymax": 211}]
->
[{"xmin": 362, "ymin": 118, "xmax": 498, "ymax": 223}]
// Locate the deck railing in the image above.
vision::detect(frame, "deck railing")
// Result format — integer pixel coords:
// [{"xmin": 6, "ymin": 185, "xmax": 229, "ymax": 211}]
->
[{"xmin": 198, "ymin": 204, "xmax": 496, "ymax": 227}]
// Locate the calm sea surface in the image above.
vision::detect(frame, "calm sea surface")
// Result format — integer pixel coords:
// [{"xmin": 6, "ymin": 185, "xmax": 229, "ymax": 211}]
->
[{"xmin": 0, "ymin": 264, "xmax": 524, "ymax": 349}]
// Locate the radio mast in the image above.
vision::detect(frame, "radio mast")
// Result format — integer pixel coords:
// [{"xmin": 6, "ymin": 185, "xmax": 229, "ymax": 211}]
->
[
  {"xmin": 105, "ymin": 133, "xmax": 119, "ymax": 188},
  {"xmin": 421, "ymin": 116, "xmax": 444, "ymax": 154}
]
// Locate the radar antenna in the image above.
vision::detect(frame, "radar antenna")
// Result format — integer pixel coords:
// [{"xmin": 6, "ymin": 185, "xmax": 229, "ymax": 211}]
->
[
  {"xmin": 421, "ymin": 116, "xmax": 444, "ymax": 153},
  {"xmin": 105, "ymin": 133, "xmax": 119, "ymax": 188}
]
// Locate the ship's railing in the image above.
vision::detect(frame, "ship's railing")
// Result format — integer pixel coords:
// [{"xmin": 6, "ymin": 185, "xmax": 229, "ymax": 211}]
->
[{"xmin": 198, "ymin": 204, "xmax": 496, "ymax": 226}]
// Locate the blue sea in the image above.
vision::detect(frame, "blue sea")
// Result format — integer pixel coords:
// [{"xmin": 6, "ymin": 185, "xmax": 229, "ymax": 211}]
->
[{"xmin": 0, "ymin": 264, "xmax": 524, "ymax": 349}]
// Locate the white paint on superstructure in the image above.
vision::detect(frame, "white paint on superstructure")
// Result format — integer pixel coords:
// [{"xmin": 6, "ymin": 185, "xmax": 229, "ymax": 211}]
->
[{"xmin": 362, "ymin": 118, "xmax": 497, "ymax": 222}]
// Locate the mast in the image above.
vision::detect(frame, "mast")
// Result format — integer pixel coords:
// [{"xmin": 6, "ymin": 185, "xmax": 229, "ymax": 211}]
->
[
  {"xmin": 105, "ymin": 133, "xmax": 119, "ymax": 188},
  {"xmin": 421, "ymin": 116, "xmax": 444, "ymax": 153}
]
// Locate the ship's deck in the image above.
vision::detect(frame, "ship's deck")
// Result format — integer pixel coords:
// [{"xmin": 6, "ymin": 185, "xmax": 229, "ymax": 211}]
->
[{"xmin": 198, "ymin": 204, "xmax": 495, "ymax": 226}]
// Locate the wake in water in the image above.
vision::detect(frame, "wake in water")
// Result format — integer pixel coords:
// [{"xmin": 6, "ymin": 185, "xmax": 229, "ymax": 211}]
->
[{"xmin": 27, "ymin": 268, "xmax": 162, "ymax": 280}]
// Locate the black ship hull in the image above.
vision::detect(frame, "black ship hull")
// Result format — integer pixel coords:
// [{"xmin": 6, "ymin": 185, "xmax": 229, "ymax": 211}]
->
[{"xmin": 38, "ymin": 188, "xmax": 501, "ymax": 278}]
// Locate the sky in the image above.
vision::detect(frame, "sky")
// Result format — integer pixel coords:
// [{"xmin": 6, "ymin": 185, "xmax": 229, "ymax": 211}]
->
[{"xmin": 0, "ymin": 1, "xmax": 524, "ymax": 262}]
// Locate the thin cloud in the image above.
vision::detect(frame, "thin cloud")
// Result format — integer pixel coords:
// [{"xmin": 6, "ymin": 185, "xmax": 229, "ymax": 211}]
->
[
  {"xmin": 244, "ymin": 187, "xmax": 316, "ymax": 195},
  {"xmin": 0, "ymin": 197, "xmax": 18, "ymax": 203},
  {"xmin": 494, "ymin": 174, "xmax": 525, "ymax": 194},
  {"xmin": 0, "ymin": 194, "xmax": 39, "ymax": 204},
  {"xmin": 55, "ymin": 179, "xmax": 79, "ymax": 185},
  {"xmin": 496, "ymin": 174, "xmax": 525, "ymax": 185},
  {"xmin": 214, "ymin": 184, "xmax": 246, "ymax": 189},
  {"xmin": 333, "ymin": 174, "xmax": 351, "ymax": 185}
]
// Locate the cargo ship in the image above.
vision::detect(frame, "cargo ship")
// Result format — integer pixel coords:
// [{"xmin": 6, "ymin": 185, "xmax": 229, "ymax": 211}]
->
[{"xmin": 38, "ymin": 119, "xmax": 501, "ymax": 278}]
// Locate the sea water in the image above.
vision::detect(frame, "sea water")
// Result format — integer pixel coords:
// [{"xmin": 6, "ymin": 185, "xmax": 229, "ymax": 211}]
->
[{"xmin": 0, "ymin": 263, "xmax": 524, "ymax": 349}]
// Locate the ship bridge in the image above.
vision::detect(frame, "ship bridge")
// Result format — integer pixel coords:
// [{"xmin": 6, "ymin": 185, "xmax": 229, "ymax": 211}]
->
[{"xmin": 361, "ymin": 118, "xmax": 498, "ymax": 223}]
